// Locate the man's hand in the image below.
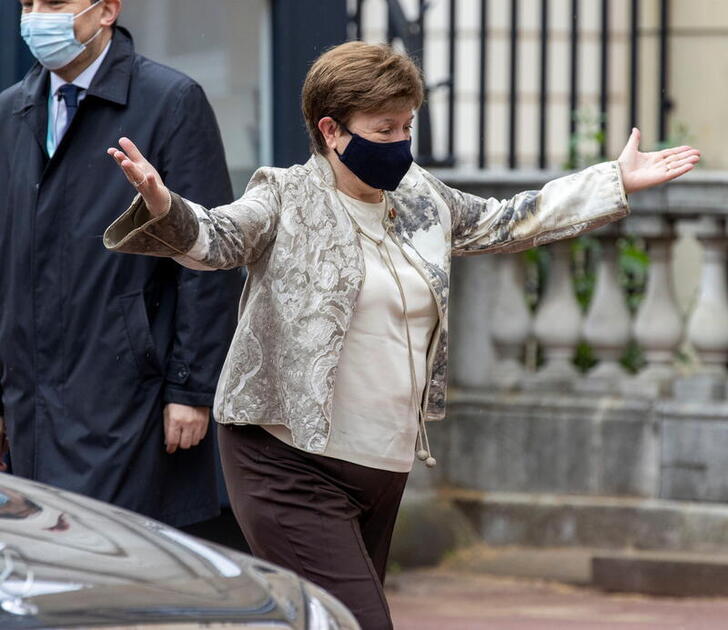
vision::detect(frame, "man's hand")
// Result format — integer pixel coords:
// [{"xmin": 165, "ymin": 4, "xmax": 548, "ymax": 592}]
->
[
  {"xmin": 163, "ymin": 404, "xmax": 210, "ymax": 454},
  {"xmin": 0, "ymin": 416, "xmax": 8, "ymax": 472}
]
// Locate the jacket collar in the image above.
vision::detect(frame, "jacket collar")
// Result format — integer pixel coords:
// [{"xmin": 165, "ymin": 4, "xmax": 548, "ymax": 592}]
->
[
  {"xmin": 83, "ymin": 25, "xmax": 134, "ymax": 106},
  {"xmin": 309, "ymin": 153, "xmax": 338, "ymax": 189}
]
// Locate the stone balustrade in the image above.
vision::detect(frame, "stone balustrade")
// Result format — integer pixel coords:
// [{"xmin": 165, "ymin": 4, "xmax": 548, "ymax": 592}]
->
[
  {"xmin": 438, "ymin": 168, "xmax": 728, "ymax": 402},
  {"xmin": 423, "ymin": 169, "xmax": 728, "ymax": 532}
]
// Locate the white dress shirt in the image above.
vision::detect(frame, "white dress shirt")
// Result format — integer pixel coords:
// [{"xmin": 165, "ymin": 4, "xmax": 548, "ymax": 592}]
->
[{"xmin": 47, "ymin": 40, "xmax": 111, "ymax": 156}]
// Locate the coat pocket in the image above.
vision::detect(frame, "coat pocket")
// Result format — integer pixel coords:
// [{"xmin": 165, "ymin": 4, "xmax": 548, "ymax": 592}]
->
[{"xmin": 118, "ymin": 291, "xmax": 162, "ymax": 379}]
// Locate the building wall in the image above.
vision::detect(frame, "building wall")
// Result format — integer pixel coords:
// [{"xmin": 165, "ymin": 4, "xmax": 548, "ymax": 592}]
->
[
  {"xmin": 669, "ymin": 0, "xmax": 728, "ymax": 170},
  {"xmin": 3, "ymin": 1, "xmax": 725, "ymax": 173},
  {"xmin": 119, "ymin": 0, "xmax": 270, "ymax": 194},
  {"xmin": 357, "ymin": 0, "xmax": 727, "ymax": 169}
]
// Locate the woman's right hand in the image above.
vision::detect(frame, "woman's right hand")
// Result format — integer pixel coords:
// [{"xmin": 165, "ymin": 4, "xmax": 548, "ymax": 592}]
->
[{"xmin": 107, "ymin": 137, "xmax": 171, "ymax": 217}]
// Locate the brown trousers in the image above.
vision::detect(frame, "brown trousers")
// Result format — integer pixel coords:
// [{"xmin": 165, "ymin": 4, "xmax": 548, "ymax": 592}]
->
[{"xmin": 218, "ymin": 424, "xmax": 408, "ymax": 630}]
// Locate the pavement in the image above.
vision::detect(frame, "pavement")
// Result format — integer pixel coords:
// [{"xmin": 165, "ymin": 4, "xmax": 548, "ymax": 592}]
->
[{"xmin": 386, "ymin": 569, "xmax": 728, "ymax": 629}]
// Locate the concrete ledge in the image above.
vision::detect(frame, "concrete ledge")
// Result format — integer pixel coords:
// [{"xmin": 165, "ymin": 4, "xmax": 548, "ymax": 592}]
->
[
  {"xmin": 435, "ymin": 168, "xmax": 728, "ymax": 217},
  {"xmin": 443, "ymin": 543, "xmax": 594, "ymax": 585},
  {"xmin": 438, "ymin": 542, "xmax": 728, "ymax": 597},
  {"xmin": 445, "ymin": 391, "xmax": 659, "ymax": 499},
  {"xmin": 445, "ymin": 488, "xmax": 728, "ymax": 552},
  {"xmin": 593, "ymin": 552, "xmax": 728, "ymax": 597},
  {"xmin": 444, "ymin": 390, "xmax": 728, "ymax": 503}
]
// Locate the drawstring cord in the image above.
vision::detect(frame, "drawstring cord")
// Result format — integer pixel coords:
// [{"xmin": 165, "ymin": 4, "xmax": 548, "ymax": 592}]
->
[{"xmin": 348, "ymin": 210, "xmax": 437, "ymax": 468}]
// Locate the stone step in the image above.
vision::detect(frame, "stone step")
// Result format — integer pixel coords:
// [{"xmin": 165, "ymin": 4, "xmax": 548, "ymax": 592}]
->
[
  {"xmin": 442, "ymin": 544, "xmax": 728, "ymax": 597},
  {"xmin": 436, "ymin": 488, "xmax": 728, "ymax": 596},
  {"xmin": 442, "ymin": 544, "xmax": 595, "ymax": 585},
  {"xmin": 592, "ymin": 550, "xmax": 728, "ymax": 597},
  {"xmin": 444, "ymin": 488, "xmax": 728, "ymax": 551}
]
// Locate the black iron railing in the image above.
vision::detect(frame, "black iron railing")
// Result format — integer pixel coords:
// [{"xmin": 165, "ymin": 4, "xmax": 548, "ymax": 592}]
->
[{"xmin": 349, "ymin": 0, "xmax": 673, "ymax": 170}]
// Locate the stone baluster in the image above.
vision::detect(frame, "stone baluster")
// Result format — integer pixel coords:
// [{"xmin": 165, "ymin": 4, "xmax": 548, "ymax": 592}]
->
[
  {"xmin": 677, "ymin": 218, "xmax": 728, "ymax": 401},
  {"xmin": 626, "ymin": 216, "xmax": 683, "ymax": 398},
  {"xmin": 447, "ymin": 256, "xmax": 498, "ymax": 389},
  {"xmin": 578, "ymin": 228, "xmax": 632, "ymax": 393},
  {"xmin": 529, "ymin": 241, "xmax": 582, "ymax": 390},
  {"xmin": 490, "ymin": 253, "xmax": 532, "ymax": 389}
]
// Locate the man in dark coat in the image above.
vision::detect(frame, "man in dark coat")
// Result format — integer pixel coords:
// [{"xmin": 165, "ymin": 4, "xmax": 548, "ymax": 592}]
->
[{"xmin": 0, "ymin": 0, "xmax": 243, "ymax": 527}]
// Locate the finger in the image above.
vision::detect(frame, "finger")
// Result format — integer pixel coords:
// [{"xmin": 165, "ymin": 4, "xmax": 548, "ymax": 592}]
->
[
  {"xmin": 178, "ymin": 426, "xmax": 194, "ymax": 450},
  {"xmin": 120, "ymin": 159, "xmax": 148, "ymax": 188},
  {"xmin": 627, "ymin": 127, "xmax": 641, "ymax": 152},
  {"xmin": 665, "ymin": 161, "xmax": 697, "ymax": 181},
  {"xmin": 165, "ymin": 423, "xmax": 180, "ymax": 454},
  {"xmin": 135, "ymin": 172, "xmax": 155, "ymax": 191},
  {"xmin": 667, "ymin": 149, "xmax": 701, "ymax": 164},
  {"xmin": 666, "ymin": 159, "xmax": 698, "ymax": 179},
  {"xmin": 188, "ymin": 427, "xmax": 202, "ymax": 447},
  {"xmin": 660, "ymin": 145, "xmax": 693, "ymax": 158},
  {"xmin": 663, "ymin": 154, "xmax": 700, "ymax": 175},
  {"xmin": 668, "ymin": 155, "xmax": 701, "ymax": 171},
  {"xmin": 118, "ymin": 137, "xmax": 147, "ymax": 163},
  {"xmin": 108, "ymin": 149, "xmax": 128, "ymax": 168}
]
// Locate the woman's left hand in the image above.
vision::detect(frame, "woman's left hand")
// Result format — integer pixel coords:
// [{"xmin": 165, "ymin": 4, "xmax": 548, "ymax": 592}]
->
[{"xmin": 618, "ymin": 128, "xmax": 701, "ymax": 194}]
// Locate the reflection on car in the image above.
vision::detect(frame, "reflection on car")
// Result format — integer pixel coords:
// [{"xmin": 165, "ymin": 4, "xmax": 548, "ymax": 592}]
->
[{"xmin": 0, "ymin": 473, "xmax": 358, "ymax": 629}]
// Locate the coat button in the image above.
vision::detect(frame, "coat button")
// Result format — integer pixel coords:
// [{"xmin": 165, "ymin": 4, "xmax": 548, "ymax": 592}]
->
[{"xmin": 177, "ymin": 367, "xmax": 189, "ymax": 379}]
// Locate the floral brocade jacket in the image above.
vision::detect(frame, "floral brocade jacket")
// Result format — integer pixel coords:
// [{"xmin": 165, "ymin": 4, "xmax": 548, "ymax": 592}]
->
[{"xmin": 104, "ymin": 154, "xmax": 629, "ymax": 454}]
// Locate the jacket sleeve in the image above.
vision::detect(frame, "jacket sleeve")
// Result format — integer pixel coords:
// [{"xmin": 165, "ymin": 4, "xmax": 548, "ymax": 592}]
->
[
  {"xmin": 103, "ymin": 170, "xmax": 279, "ymax": 271},
  {"xmin": 141, "ymin": 82, "xmax": 244, "ymax": 408},
  {"xmin": 422, "ymin": 161, "xmax": 629, "ymax": 256}
]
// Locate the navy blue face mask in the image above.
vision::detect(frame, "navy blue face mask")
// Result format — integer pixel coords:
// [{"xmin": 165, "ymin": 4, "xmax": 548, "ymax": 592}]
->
[{"xmin": 333, "ymin": 122, "xmax": 413, "ymax": 191}]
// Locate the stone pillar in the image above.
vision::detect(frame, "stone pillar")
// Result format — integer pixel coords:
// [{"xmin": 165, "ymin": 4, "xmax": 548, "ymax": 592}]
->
[
  {"xmin": 629, "ymin": 217, "xmax": 683, "ymax": 397},
  {"xmin": 579, "ymin": 229, "xmax": 631, "ymax": 393},
  {"xmin": 529, "ymin": 241, "xmax": 582, "ymax": 389},
  {"xmin": 677, "ymin": 218, "xmax": 728, "ymax": 400},
  {"xmin": 490, "ymin": 254, "xmax": 532, "ymax": 389}
]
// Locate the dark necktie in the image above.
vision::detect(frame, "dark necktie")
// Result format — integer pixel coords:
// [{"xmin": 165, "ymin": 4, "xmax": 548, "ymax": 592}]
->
[{"xmin": 57, "ymin": 83, "xmax": 81, "ymax": 140}]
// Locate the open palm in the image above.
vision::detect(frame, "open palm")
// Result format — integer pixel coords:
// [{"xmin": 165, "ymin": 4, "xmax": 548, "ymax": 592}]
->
[
  {"xmin": 618, "ymin": 128, "xmax": 700, "ymax": 194},
  {"xmin": 107, "ymin": 137, "xmax": 171, "ymax": 217}
]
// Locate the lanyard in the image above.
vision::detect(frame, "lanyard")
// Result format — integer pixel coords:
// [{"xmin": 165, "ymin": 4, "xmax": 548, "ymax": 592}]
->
[{"xmin": 348, "ymin": 212, "xmax": 436, "ymax": 466}]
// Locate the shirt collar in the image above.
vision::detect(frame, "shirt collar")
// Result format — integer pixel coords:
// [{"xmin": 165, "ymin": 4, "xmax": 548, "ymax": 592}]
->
[{"xmin": 49, "ymin": 39, "xmax": 112, "ymax": 97}]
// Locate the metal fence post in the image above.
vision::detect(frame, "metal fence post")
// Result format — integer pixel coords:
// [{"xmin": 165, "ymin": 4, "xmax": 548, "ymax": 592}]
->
[{"xmin": 271, "ymin": 0, "xmax": 348, "ymax": 167}]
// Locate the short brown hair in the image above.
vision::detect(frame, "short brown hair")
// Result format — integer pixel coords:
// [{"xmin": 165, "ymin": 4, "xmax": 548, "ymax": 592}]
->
[{"xmin": 302, "ymin": 41, "xmax": 425, "ymax": 154}]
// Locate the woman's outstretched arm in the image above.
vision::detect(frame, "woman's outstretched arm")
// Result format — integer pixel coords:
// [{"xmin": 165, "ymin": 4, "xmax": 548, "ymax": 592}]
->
[
  {"xmin": 104, "ymin": 137, "xmax": 279, "ymax": 270},
  {"xmin": 429, "ymin": 128, "xmax": 700, "ymax": 256}
]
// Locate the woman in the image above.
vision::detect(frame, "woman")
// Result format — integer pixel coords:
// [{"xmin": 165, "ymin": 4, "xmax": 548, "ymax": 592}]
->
[{"xmin": 104, "ymin": 42, "xmax": 699, "ymax": 629}]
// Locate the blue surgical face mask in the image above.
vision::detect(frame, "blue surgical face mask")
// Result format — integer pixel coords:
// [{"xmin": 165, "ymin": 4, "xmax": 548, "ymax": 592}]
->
[
  {"xmin": 20, "ymin": 1, "xmax": 104, "ymax": 71},
  {"xmin": 334, "ymin": 122, "xmax": 413, "ymax": 191}
]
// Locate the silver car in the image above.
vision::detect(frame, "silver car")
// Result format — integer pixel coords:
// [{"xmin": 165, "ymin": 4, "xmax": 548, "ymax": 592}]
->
[{"xmin": 0, "ymin": 473, "xmax": 359, "ymax": 629}]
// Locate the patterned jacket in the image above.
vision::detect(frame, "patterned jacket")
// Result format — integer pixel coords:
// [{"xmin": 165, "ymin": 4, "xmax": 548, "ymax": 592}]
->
[{"xmin": 104, "ymin": 154, "xmax": 629, "ymax": 453}]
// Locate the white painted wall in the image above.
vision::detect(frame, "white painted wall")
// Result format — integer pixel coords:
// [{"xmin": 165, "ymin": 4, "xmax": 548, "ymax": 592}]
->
[{"xmin": 120, "ymin": 0, "xmax": 268, "ymax": 187}]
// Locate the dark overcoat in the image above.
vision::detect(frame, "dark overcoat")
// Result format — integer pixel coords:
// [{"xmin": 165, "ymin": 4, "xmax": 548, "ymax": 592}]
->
[{"xmin": 0, "ymin": 27, "xmax": 243, "ymax": 526}]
